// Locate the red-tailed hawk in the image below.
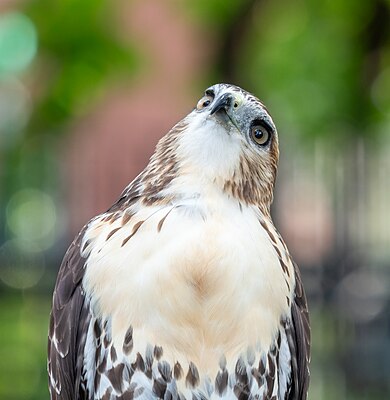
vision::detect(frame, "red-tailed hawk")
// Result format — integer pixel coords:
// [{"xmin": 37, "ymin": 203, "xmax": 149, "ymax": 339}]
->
[{"xmin": 48, "ymin": 83, "xmax": 310, "ymax": 400}]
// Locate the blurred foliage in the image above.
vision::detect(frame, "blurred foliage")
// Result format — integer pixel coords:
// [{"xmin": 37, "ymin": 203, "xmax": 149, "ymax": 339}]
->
[
  {"xmin": 241, "ymin": 0, "xmax": 389, "ymax": 141},
  {"xmin": 188, "ymin": 0, "xmax": 390, "ymax": 143},
  {"xmin": 184, "ymin": 0, "xmax": 245, "ymax": 28},
  {"xmin": 0, "ymin": 0, "xmax": 137, "ymax": 241},
  {"xmin": 24, "ymin": 0, "xmax": 137, "ymax": 134},
  {"xmin": 0, "ymin": 293, "xmax": 50, "ymax": 400}
]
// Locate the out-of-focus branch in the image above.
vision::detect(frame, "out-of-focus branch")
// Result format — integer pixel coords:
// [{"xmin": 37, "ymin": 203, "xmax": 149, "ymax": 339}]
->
[
  {"xmin": 216, "ymin": 0, "xmax": 259, "ymax": 83},
  {"xmin": 360, "ymin": 0, "xmax": 390, "ymax": 88}
]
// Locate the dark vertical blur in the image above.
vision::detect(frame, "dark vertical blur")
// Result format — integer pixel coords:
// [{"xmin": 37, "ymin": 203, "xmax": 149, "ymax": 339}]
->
[{"xmin": 0, "ymin": 0, "xmax": 389, "ymax": 398}]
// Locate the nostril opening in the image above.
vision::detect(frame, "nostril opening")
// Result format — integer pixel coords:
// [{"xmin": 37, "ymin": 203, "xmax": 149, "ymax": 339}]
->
[{"xmin": 233, "ymin": 102, "xmax": 239, "ymax": 109}]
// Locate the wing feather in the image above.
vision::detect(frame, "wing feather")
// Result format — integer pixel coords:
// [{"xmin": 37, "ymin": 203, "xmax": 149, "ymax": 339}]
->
[
  {"xmin": 48, "ymin": 183, "xmax": 143, "ymax": 399},
  {"xmin": 48, "ymin": 226, "xmax": 91, "ymax": 400},
  {"xmin": 287, "ymin": 262, "xmax": 311, "ymax": 400}
]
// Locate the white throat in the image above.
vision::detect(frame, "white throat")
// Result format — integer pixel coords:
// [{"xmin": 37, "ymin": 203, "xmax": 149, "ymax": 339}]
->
[{"xmin": 175, "ymin": 114, "xmax": 242, "ymax": 184}]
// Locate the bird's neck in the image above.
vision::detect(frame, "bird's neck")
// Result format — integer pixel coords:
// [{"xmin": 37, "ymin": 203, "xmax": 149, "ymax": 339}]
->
[{"xmin": 136, "ymin": 167, "xmax": 272, "ymax": 220}]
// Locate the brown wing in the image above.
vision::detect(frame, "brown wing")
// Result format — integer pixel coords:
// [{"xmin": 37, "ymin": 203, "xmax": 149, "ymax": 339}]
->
[
  {"xmin": 287, "ymin": 262, "xmax": 311, "ymax": 400},
  {"xmin": 47, "ymin": 225, "xmax": 91, "ymax": 400}
]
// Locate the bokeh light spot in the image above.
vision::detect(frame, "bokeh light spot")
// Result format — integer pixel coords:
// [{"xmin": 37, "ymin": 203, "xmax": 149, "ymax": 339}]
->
[
  {"xmin": 0, "ymin": 239, "xmax": 45, "ymax": 289},
  {"xmin": 0, "ymin": 12, "xmax": 37, "ymax": 73},
  {"xmin": 0, "ymin": 77, "xmax": 31, "ymax": 146},
  {"xmin": 337, "ymin": 269, "xmax": 387, "ymax": 323},
  {"xmin": 6, "ymin": 188, "xmax": 57, "ymax": 250}
]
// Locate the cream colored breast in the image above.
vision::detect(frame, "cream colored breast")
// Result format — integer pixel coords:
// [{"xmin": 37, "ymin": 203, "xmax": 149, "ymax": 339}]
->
[{"xmin": 82, "ymin": 195, "xmax": 292, "ymax": 376}]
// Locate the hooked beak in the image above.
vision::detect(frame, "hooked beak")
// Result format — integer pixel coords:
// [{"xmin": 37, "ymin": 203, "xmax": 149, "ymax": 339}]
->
[
  {"xmin": 210, "ymin": 93, "xmax": 234, "ymax": 115},
  {"xmin": 209, "ymin": 92, "xmax": 240, "ymax": 131}
]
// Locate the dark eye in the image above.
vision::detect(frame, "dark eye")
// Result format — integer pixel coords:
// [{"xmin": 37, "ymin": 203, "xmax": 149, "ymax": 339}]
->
[
  {"xmin": 250, "ymin": 124, "xmax": 271, "ymax": 146},
  {"xmin": 196, "ymin": 94, "xmax": 213, "ymax": 110}
]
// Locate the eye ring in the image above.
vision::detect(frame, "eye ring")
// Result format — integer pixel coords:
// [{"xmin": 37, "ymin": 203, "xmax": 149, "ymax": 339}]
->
[
  {"xmin": 196, "ymin": 94, "xmax": 213, "ymax": 110},
  {"xmin": 250, "ymin": 124, "xmax": 271, "ymax": 146}
]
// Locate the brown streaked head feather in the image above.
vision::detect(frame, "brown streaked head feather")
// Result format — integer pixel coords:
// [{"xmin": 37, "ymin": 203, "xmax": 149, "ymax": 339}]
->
[{"xmin": 112, "ymin": 84, "xmax": 280, "ymax": 215}]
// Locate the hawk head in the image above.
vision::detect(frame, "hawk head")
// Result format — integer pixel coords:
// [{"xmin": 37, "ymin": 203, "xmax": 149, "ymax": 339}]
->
[{"xmin": 142, "ymin": 83, "xmax": 279, "ymax": 213}]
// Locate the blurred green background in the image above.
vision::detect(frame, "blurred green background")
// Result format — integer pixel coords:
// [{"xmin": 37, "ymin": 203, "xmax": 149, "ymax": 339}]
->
[{"xmin": 1, "ymin": 0, "xmax": 390, "ymax": 399}]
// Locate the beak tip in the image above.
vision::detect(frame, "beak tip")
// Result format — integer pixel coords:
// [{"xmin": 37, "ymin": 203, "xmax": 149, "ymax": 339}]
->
[{"xmin": 210, "ymin": 93, "xmax": 233, "ymax": 115}]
